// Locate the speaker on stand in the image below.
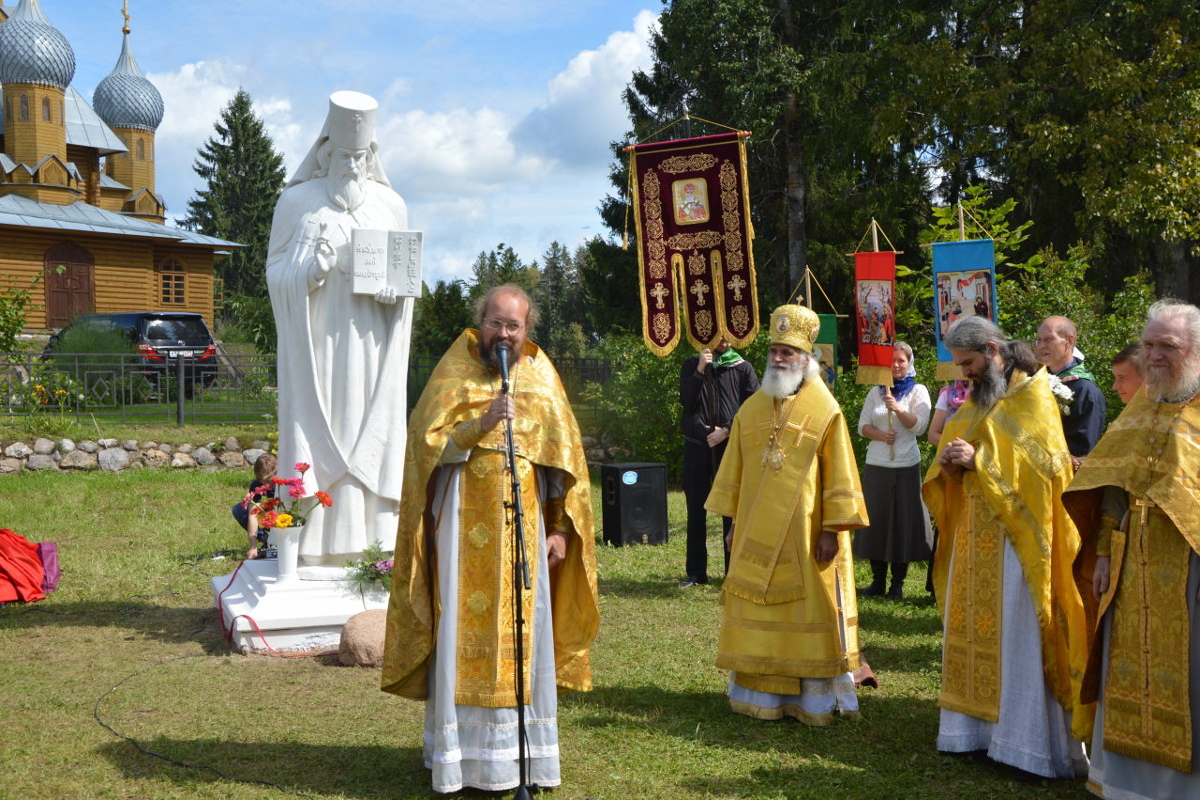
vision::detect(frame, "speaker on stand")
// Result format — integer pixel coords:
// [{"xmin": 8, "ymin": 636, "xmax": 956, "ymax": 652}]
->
[{"xmin": 600, "ymin": 462, "xmax": 668, "ymax": 546}]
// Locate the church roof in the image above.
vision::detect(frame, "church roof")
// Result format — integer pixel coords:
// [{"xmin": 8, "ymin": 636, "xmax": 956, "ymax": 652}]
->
[
  {"xmin": 93, "ymin": 32, "xmax": 164, "ymax": 132},
  {"xmin": 0, "ymin": 0, "xmax": 75, "ymax": 89},
  {"xmin": 0, "ymin": 192, "xmax": 239, "ymax": 251},
  {"xmin": 0, "ymin": 85, "xmax": 129, "ymax": 156}
]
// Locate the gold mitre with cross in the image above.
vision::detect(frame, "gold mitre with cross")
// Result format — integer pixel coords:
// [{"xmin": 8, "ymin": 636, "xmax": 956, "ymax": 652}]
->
[
  {"xmin": 325, "ymin": 90, "xmax": 378, "ymax": 150},
  {"xmin": 769, "ymin": 303, "xmax": 820, "ymax": 353}
]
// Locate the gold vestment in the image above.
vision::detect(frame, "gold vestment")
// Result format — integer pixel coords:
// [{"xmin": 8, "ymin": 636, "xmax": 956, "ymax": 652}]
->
[
  {"xmin": 706, "ymin": 377, "xmax": 868, "ymax": 697},
  {"xmin": 381, "ymin": 330, "xmax": 599, "ymax": 706},
  {"xmin": 923, "ymin": 369, "xmax": 1092, "ymax": 736},
  {"xmin": 1065, "ymin": 391, "xmax": 1200, "ymax": 773}
]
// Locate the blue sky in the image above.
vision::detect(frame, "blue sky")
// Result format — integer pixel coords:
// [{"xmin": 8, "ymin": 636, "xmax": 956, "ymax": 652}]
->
[{"xmin": 31, "ymin": 0, "xmax": 660, "ymax": 283}]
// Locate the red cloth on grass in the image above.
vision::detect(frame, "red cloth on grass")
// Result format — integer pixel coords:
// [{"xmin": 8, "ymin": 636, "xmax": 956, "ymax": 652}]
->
[{"xmin": 0, "ymin": 529, "xmax": 46, "ymax": 603}]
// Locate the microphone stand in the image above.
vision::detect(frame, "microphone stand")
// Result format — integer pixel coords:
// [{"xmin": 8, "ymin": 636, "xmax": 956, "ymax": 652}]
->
[{"xmin": 499, "ymin": 346, "xmax": 536, "ymax": 799}]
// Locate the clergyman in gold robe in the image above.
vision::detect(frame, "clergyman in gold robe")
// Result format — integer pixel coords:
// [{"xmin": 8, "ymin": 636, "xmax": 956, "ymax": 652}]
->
[
  {"xmin": 706, "ymin": 303, "xmax": 869, "ymax": 725},
  {"xmin": 1064, "ymin": 299, "xmax": 1200, "ymax": 799},
  {"xmin": 381, "ymin": 284, "xmax": 599, "ymax": 795},
  {"xmin": 922, "ymin": 315, "xmax": 1091, "ymax": 779}
]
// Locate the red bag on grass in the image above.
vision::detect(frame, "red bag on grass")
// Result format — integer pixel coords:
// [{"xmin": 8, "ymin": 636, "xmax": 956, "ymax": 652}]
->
[{"xmin": 0, "ymin": 529, "xmax": 46, "ymax": 603}]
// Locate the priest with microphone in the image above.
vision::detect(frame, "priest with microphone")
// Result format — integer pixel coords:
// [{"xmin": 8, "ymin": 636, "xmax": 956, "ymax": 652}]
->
[{"xmin": 382, "ymin": 283, "xmax": 599, "ymax": 795}]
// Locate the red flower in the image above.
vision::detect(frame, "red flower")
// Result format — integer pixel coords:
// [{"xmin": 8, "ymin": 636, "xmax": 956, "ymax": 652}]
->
[
  {"xmin": 272, "ymin": 477, "xmax": 288, "ymax": 485},
  {"xmin": 295, "ymin": 462, "xmax": 311, "ymax": 474},
  {"xmin": 315, "ymin": 491, "xmax": 333, "ymax": 507}
]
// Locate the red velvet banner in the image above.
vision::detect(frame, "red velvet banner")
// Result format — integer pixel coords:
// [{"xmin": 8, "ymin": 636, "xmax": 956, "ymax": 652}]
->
[
  {"xmin": 854, "ymin": 251, "xmax": 897, "ymax": 386},
  {"xmin": 629, "ymin": 132, "xmax": 758, "ymax": 356}
]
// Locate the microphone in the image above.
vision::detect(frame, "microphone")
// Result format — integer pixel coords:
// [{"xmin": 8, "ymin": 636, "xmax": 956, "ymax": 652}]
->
[{"xmin": 496, "ymin": 341, "xmax": 511, "ymax": 390}]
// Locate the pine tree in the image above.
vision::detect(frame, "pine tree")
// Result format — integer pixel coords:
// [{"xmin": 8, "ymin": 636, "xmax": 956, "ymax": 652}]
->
[{"xmin": 184, "ymin": 89, "xmax": 287, "ymax": 299}]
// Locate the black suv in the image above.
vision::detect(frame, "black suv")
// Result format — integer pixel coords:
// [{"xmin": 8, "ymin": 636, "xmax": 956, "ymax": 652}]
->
[{"xmin": 44, "ymin": 312, "xmax": 219, "ymax": 394}]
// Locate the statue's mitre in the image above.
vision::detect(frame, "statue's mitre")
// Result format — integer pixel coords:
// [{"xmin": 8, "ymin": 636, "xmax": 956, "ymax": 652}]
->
[{"xmin": 325, "ymin": 90, "xmax": 377, "ymax": 150}]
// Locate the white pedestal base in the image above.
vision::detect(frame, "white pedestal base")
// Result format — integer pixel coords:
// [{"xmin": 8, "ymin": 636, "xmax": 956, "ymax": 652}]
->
[{"xmin": 211, "ymin": 559, "xmax": 389, "ymax": 653}]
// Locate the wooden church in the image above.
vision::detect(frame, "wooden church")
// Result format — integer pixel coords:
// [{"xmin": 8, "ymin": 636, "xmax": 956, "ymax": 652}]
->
[{"xmin": 0, "ymin": 0, "xmax": 236, "ymax": 332}]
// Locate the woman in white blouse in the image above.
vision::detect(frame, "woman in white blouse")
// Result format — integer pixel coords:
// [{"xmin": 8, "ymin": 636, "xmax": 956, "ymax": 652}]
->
[{"xmin": 853, "ymin": 342, "xmax": 933, "ymax": 599}]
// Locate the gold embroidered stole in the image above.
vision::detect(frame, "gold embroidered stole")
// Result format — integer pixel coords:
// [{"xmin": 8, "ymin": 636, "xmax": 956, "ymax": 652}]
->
[
  {"xmin": 924, "ymin": 368, "xmax": 1087, "ymax": 725},
  {"xmin": 454, "ymin": 448, "xmax": 542, "ymax": 707}
]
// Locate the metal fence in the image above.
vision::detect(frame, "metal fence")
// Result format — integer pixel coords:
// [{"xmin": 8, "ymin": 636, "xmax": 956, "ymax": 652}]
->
[{"xmin": 2, "ymin": 351, "xmax": 612, "ymax": 429}]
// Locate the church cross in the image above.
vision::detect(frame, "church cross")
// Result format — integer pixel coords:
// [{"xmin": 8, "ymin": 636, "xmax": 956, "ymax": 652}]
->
[
  {"xmin": 690, "ymin": 279, "xmax": 710, "ymax": 307},
  {"xmin": 727, "ymin": 273, "xmax": 747, "ymax": 302},
  {"xmin": 649, "ymin": 282, "xmax": 670, "ymax": 310}
]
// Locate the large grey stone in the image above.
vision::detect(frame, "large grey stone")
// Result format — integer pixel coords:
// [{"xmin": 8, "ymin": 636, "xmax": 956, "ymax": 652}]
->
[
  {"xmin": 192, "ymin": 447, "xmax": 216, "ymax": 466},
  {"xmin": 141, "ymin": 450, "xmax": 169, "ymax": 468},
  {"xmin": 170, "ymin": 452, "xmax": 197, "ymax": 469},
  {"xmin": 122, "ymin": 440, "xmax": 139, "ymax": 451},
  {"xmin": 98, "ymin": 438, "xmax": 119, "ymax": 449},
  {"xmin": 4, "ymin": 442, "xmax": 32, "ymax": 458},
  {"xmin": 26, "ymin": 454, "xmax": 57, "ymax": 471},
  {"xmin": 77, "ymin": 440, "xmax": 100, "ymax": 454},
  {"xmin": 0, "ymin": 457, "xmax": 23, "ymax": 474},
  {"xmin": 177, "ymin": 443, "xmax": 194, "ymax": 454},
  {"xmin": 218, "ymin": 451, "xmax": 247, "ymax": 469},
  {"xmin": 98, "ymin": 448, "xmax": 131, "ymax": 472},
  {"xmin": 58, "ymin": 439, "xmax": 76, "ymax": 453},
  {"xmin": 243, "ymin": 448, "xmax": 266, "ymax": 465},
  {"xmin": 224, "ymin": 436, "xmax": 240, "ymax": 452},
  {"xmin": 33, "ymin": 438, "xmax": 55, "ymax": 455},
  {"xmin": 60, "ymin": 450, "xmax": 98, "ymax": 470},
  {"xmin": 338, "ymin": 609, "xmax": 387, "ymax": 667}
]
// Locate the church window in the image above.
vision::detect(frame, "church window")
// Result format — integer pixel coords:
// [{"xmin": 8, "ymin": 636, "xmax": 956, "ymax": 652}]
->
[
  {"xmin": 137, "ymin": 139, "xmax": 145, "ymax": 160},
  {"xmin": 42, "ymin": 97, "xmax": 51, "ymax": 122},
  {"xmin": 159, "ymin": 259, "xmax": 186, "ymax": 305},
  {"xmin": 19, "ymin": 94, "xmax": 29, "ymax": 121}
]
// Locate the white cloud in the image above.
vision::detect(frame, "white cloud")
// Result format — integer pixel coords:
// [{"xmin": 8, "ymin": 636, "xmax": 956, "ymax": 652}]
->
[{"xmin": 512, "ymin": 9, "xmax": 658, "ymax": 167}]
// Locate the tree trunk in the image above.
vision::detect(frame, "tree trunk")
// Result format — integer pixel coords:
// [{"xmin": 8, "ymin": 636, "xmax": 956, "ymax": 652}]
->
[
  {"xmin": 782, "ymin": 89, "xmax": 807, "ymax": 300},
  {"xmin": 1154, "ymin": 239, "xmax": 1198, "ymax": 305}
]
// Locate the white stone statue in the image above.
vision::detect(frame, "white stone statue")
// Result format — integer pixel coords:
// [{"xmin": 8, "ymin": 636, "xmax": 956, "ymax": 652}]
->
[{"xmin": 266, "ymin": 91, "xmax": 412, "ymax": 575}]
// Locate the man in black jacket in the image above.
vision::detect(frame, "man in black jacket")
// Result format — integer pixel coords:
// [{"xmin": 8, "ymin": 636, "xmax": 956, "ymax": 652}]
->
[{"xmin": 679, "ymin": 339, "xmax": 759, "ymax": 586}]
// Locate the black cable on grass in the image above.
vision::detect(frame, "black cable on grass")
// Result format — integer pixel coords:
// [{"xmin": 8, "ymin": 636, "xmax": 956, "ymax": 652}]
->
[{"xmin": 93, "ymin": 653, "xmax": 316, "ymax": 798}]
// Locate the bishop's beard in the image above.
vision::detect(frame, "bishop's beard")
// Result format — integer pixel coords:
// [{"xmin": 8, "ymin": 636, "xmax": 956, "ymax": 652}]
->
[{"xmin": 762, "ymin": 355, "xmax": 811, "ymax": 399}]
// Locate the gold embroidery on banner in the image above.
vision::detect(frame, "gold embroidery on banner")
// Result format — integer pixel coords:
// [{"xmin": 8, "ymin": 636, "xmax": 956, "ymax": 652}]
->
[
  {"xmin": 467, "ymin": 589, "xmax": 491, "ymax": 616},
  {"xmin": 687, "ymin": 250, "xmax": 707, "ymax": 276},
  {"xmin": 694, "ymin": 310, "xmax": 713, "ymax": 342},
  {"xmin": 731, "ymin": 305, "xmax": 750, "ymax": 336},
  {"xmin": 666, "ymin": 230, "xmax": 723, "ymax": 250},
  {"xmin": 642, "ymin": 169, "xmax": 667, "ymax": 279},
  {"xmin": 720, "ymin": 161, "xmax": 745, "ymax": 271},
  {"xmin": 468, "ymin": 523, "xmax": 490, "ymax": 549},
  {"xmin": 653, "ymin": 312, "xmax": 672, "ymax": 342},
  {"xmin": 658, "ymin": 153, "xmax": 718, "ymax": 173},
  {"xmin": 649, "ymin": 282, "xmax": 670, "ymax": 310}
]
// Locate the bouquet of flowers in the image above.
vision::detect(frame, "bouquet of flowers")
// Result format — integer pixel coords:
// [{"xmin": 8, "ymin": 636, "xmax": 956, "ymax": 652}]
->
[
  {"xmin": 344, "ymin": 540, "xmax": 394, "ymax": 591},
  {"xmin": 243, "ymin": 462, "xmax": 333, "ymax": 530},
  {"xmin": 1047, "ymin": 373, "xmax": 1074, "ymax": 416}
]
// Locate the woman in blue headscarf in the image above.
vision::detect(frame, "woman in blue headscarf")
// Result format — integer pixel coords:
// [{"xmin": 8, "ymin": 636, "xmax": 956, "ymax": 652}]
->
[{"xmin": 854, "ymin": 342, "xmax": 933, "ymax": 599}]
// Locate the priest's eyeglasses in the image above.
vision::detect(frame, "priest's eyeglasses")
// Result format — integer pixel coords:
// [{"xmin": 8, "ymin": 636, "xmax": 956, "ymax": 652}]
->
[{"xmin": 483, "ymin": 318, "xmax": 524, "ymax": 334}]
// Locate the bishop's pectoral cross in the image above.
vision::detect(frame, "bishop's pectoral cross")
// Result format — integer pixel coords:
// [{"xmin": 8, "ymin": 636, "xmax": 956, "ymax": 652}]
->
[{"xmin": 690, "ymin": 279, "xmax": 710, "ymax": 307}]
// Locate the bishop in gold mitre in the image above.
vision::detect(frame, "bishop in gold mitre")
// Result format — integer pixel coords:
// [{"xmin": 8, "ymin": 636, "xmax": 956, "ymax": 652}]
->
[
  {"xmin": 923, "ymin": 315, "xmax": 1091, "ymax": 779},
  {"xmin": 706, "ymin": 303, "xmax": 869, "ymax": 725}
]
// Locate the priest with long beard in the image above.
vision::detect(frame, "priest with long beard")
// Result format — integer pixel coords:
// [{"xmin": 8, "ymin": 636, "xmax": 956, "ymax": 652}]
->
[
  {"xmin": 923, "ymin": 315, "xmax": 1091, "ymax": 779},
  {"xmin": 1065, "ymin": 299, "xmax": 1200, "ymax": 799},
  {"xmin": 706, "ymin": 303, "xmax": 869, "ymax": 725}
]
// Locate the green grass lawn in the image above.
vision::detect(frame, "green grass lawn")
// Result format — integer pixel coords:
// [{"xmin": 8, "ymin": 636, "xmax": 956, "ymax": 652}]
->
[{"xmin": 0, "ymin": 469, "xmax": 1091, "ymax": 799}]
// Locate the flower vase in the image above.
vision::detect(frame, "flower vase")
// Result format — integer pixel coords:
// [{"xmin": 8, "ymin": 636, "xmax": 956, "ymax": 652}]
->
[{"xmin": 273, "ymin": 527, "xmax": 301, "ymax": 582}]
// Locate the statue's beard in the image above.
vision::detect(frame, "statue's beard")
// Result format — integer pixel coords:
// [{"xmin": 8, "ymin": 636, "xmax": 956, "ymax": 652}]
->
[
  {"xmin": 970, "ymin": 358, "xmax": 1008, "ymax": 410},
  {"xmin": 328, "ymin": 172, "xmax": 368, "ymax": 212},
  {"xmin": 1145, "ymin": 354, "xmax": 1200, "ymax": 404}
]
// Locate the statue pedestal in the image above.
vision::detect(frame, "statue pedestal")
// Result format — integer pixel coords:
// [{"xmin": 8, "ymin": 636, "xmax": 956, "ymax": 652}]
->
[{"xmin": 211, "ymin": 559, "xmax": 389, "ymax": 653}]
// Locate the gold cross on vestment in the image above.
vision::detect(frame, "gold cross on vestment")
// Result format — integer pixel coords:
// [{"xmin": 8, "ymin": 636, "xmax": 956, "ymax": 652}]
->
[
  {"xmin": 727, "ymin": 273, "xmax": 747, "ymax": 302},
  {"xmin": 649, "ymin": 282, "xmax": 669, "ymax": 310},
  {"xmin": 690, "ymin": 279, "xmax": 710, "ymax": 307},
  {"xmin": 1134, "ymin": 497, "xmax": 1156, "ymax": 529}
]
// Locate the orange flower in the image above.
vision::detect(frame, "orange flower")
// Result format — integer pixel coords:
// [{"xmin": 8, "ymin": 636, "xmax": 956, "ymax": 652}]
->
[{"xmin": 315, "ymin": 491, "xmax": 333, "ymax": 507}]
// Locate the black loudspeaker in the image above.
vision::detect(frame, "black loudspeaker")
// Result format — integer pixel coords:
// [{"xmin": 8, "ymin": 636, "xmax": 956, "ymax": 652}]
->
[{"xmin": 600, "ymin": 462, "xmax": 668, "ymax": 546}]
